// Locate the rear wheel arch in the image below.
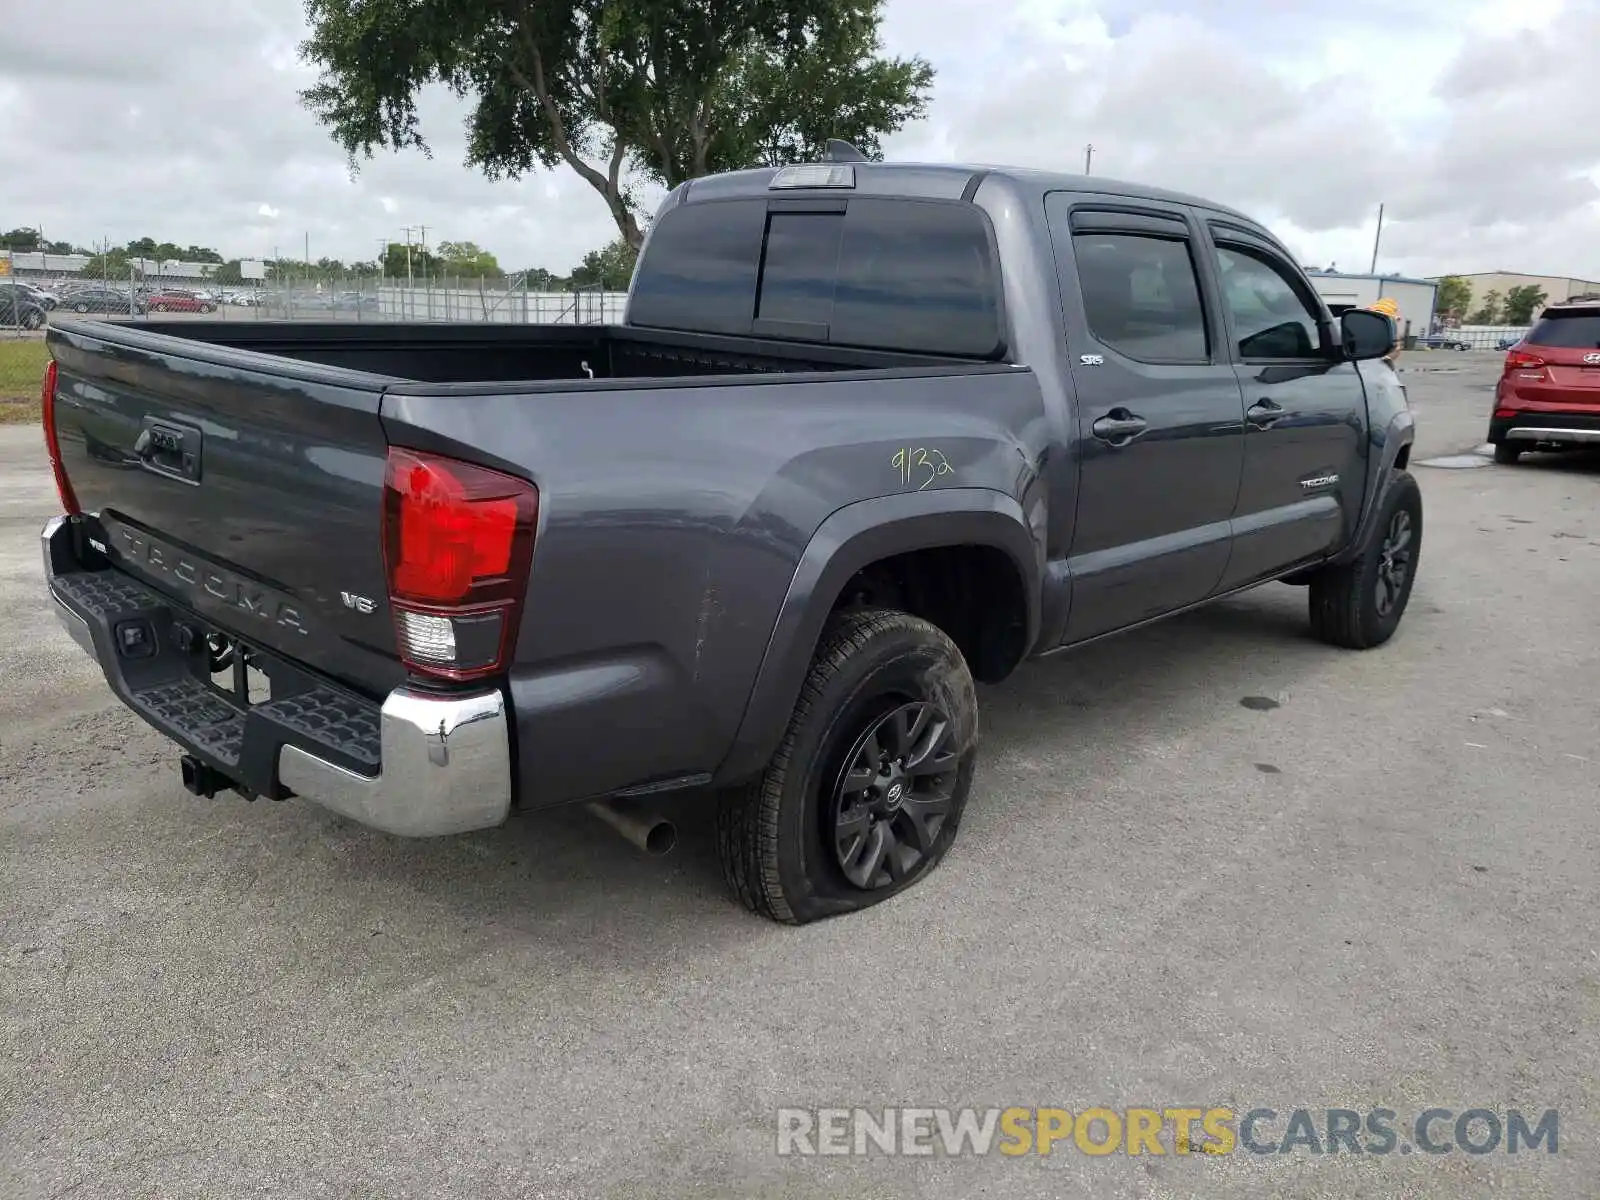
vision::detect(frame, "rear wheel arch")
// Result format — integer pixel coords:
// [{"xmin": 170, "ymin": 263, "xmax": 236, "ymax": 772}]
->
[{"xmin": 715, "ymin": 489, "xmax": 1042, "ymax": 785}]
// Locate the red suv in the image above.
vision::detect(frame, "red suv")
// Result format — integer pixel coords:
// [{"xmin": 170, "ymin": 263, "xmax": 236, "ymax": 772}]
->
[{"xmin": 1489, "ymin": 300, "xmax": 1600, "ymax": 463}]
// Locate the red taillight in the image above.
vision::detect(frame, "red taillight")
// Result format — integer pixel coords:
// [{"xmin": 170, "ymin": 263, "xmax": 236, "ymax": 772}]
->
[
  {"xmin": 1503, "ymin": 348, "xmax": 1546, "ymax": 373},
  {"xmin": 382, "ymin": 447, "xmax": 538, "ymax": 683},
  {"xmin": 40, "ymin": 359, "xmax": 80, "ymax": 516}
]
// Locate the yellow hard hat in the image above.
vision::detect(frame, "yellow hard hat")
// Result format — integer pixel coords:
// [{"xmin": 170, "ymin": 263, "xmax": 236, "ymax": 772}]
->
[{"xmin": 1368, "ymin": 297, "xmax": 1400, "ymax": 319}]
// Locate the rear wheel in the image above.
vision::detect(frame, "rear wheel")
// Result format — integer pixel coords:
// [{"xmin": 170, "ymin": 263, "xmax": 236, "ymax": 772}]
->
[
  {"xmin": 1493, "ymin": 443, "xmax": 1523, "ymax": 464},
  {"xmin": 73, "ymin": 302, "xmax": 89, "ymax": 314},
  {"xmin": 717, "ymin": 608, "xmax": 978, "ymax": 924},
  {"xmin": 1308, "ymin": 471, "xmax": 1422, "ymax": 649}
]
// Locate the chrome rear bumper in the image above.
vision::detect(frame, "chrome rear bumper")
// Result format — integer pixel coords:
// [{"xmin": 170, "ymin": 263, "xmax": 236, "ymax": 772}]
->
[{"xmin": 43, "ymin": 514, "xmax": 511, "ymax": 837}]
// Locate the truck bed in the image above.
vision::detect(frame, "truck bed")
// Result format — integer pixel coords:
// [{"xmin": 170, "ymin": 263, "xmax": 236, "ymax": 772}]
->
[{"xmin": 113, "ymin": 319, "xmax": 966, "ymax": 384}]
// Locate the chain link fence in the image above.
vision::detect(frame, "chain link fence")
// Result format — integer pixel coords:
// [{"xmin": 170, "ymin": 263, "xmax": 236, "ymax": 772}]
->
[
  {"xmin": 1430, "ymin": 326, "xmax": 1531, "ymax": 350},
  {"xmin": 3, "ymin": 268, "xmax": 628, "ymax": 334}
]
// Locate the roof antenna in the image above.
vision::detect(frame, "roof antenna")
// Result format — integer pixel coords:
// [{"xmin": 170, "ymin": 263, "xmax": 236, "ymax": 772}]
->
[{"xmin": 822, "ymin": 139, "xmax": 868, "ymax": 163}]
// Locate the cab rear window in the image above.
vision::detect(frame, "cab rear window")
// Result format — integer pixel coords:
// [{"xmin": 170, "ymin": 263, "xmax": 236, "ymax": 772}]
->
[
  {"xmin": 1525, "ymin": 311, "xmax": 1600, "ymax": 349},
  {"xmin": 629, "ymin": 197, "xmax": 1005, "ymax": 358}
]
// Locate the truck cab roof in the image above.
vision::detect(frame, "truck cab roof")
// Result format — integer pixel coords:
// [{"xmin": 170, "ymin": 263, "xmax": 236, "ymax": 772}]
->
[{"xmin": 668, "ymin": 160, "xmax": 1257, "ymax": 226}]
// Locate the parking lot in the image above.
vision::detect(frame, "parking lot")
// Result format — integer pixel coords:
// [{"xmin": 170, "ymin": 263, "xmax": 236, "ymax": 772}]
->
[{"xmin": 1, "ymin": 354, "xmax": 1595, "ymax": 1198}]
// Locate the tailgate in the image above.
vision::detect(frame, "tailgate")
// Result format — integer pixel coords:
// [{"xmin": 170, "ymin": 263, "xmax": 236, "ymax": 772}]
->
[
  {"xmin": 1541, "ymin": 361, "xmax": 1600, "ymax": 408},
  {"xmin": 48, "ymin": 322, "xmax": 406, "ymax": 698}
]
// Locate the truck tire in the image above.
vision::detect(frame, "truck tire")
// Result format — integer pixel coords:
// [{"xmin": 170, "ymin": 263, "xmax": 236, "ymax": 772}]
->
[
  {"xmin": 1308, "ymin": 470, "xmax": 1422, "ymax": 649},
  {"xmin": 717, "ymin": 608, "xmax": 979, "ymax": 924},
  {"xmin": 1493, "ymin": 443, "xmax": 1522, "ymax": 465}
]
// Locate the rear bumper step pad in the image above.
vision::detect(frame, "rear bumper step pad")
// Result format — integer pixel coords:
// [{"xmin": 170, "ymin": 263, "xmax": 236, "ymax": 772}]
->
[{"xmin": 43, "ymin": 516, "xmax": 511, "ymax": 837}]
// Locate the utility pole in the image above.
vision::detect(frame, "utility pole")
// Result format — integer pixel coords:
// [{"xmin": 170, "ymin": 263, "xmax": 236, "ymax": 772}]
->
[
  {"xmin": 1084, "ymin": 144, "xmax": 1094, "ymax": 175},
  {"xmin": 1369, "ymin": 203, "xmax": 1385, "ymax": 274},
  {"xmin": 414, "ymin": 225, "xmax": 430, "ymax": 321},
  {"xmin": 401, "ymin": 227, "xmax": 417, "ymax": 319}
]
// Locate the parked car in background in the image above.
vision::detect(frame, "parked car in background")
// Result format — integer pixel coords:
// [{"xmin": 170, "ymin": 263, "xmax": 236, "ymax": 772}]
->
[
  {"xmin": 1488, "ymin": 299, "xmax": 1600, "ymax": 462},
  {"xmin": 61, "ymin": 287, "xmax": 145, "ymax": 315},
  {"xmin": 146, "ymin": 289, "xmax": 218, "ymax": 314},
  {"xmin": 1416, "ymin": 334, "xmax": 1471, "ymax": 351},
  {"xmin": 5, "ymin": 281, "xmax": 60, "ymax": 310},
  {"xmin": 1496, "ymin": 336, "xmax": 1521, "ymax": 351},
  {"xmin": 0, "ymin": 287, "xmax": 47, "ymax": 329},
  {"xmin": 331, "ymin": 291, "xmax": 378, "ymax": 312}
]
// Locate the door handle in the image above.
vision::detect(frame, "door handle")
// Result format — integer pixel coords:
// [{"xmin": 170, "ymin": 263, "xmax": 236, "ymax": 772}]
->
[
  {"xmin": 1091, "ymin": 409, "xmax": 1148, "ymax": 446},
  {"xmin": 1246, "ymin": 398, "xmax": 1284, "ymax": 429}
]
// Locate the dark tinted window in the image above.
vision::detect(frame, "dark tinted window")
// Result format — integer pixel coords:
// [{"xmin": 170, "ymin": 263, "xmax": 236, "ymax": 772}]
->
[
  {"xmin": 630, "ymin": 195, "xmax": 1003, "ymax": 357},
  {"xmin": 1526, "ymin": 311, "xmax": 1600, "ymax": 349},
  {"xmin": 757, "ymin": 213, "xmax": 844, "ymax": 326},
  {"xmin": 1071, "ymin": 233, "xmax": 1208, "ymax": 361},
  {"xmin": 1213, "ymin": 246, "xmax": 1322, "ymax": 359},
  {"xmin": 829, "ymin": 199, "xmax": 1003, "ymax": 357},
  {"xmin": 628, "ymin": 199, "xmax": 765, "ymax": 335}
]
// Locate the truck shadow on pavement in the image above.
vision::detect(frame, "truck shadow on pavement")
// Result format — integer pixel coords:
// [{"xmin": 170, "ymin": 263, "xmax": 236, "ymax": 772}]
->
[{"xmin": 289, "ymin": 578, "xmax": 1370, "ymax": 943}]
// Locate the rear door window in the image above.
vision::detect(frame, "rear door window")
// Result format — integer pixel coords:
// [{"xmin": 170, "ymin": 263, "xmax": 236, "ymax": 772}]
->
[
  {"xmin": 1525, "ymin": 312, "xmax": 1600, "ymax": 350},
  {"xmin": 1071, "ymin": 232, "xmax": 1209, "ymax": 362}
]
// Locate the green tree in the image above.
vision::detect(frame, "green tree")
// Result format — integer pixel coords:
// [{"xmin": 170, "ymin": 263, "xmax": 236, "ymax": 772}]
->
[
  {"xmin": 1468, "ymin": 289, "xmax": 1502, "ymax": 325},
  {"xmin": 1503, "ymin": 284, "xmax": 1548, "ymax": 325},
  {"xmin": 212, "ymin": 260, "xmax": 245, "ymax": 285},
  {"xmin": 437, "ymin": 240, "xmax": 502, "ymax": 276},
  {"xmin": 299, "ymin": 0, "xmax": 934, "ymax": 249},
  {"xmin": 79, "ymin": 252, "xmax": 135, "ymax": 281},
  {"xmin": 0, "ymin": 228, "xmax": 41, "ymax": 252},
  {"xmin": 568, "ymin": 237, "xmax": 638, "ymax": 289},
  {"xmin": 520, "ymin": 266, "xmax": 568, "ymax": 290},
  {"xmin": 1435, "ymin": 275, "xmax": 1471, "ymax": 321},
  {"xmin": 380, "ymin": 241, "xmax": 442, "ymax": 278}
]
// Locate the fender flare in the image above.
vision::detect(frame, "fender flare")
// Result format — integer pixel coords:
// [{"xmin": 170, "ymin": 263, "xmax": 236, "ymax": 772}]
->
[
  {"xmin": 1333, "ymin": 408, "xmax": 1416, "ymax": 565},
  {"xmin": 714, "ymin": 487, "xmax": 1042, "ymax": 784}
]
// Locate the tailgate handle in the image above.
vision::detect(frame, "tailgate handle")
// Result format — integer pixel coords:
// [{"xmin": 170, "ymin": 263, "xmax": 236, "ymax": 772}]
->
[{"xmin": 134, "ymin": 419, "xmax": 203, "ymax": 484}]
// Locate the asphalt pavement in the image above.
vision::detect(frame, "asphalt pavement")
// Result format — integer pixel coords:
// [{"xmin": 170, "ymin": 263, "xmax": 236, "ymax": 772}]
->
[{"xmin": 1, "ymin": 353, "xmax": 1596, "ymax": 1198}]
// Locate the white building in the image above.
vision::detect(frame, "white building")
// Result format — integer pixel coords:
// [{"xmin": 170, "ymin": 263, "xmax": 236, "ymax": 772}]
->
[
  {"xmin": 1304, "ymin": 271, "xmax": 1439, "ymax": 343},
  {"xmin": 0, "ymin": 250, "xmax": 220, "ymax": 281}
]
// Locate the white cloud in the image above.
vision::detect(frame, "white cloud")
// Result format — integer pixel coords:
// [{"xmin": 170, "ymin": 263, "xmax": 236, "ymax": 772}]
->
[{"xmin": 1, "ymin": 0, "xmax": 1597, "ymax": 279}]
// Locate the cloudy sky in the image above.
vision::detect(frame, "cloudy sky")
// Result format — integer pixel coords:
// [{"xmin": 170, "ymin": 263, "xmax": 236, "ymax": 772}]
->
[{"xmin": 3, "ymin": 0, "xmax": 1596, "ymax": 278}]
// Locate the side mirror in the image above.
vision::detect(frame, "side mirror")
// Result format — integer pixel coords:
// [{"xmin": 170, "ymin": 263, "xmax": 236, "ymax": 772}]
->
[{"xmin": 1341, "ymin": 309, "xmax": 1395, "ymax": 361}]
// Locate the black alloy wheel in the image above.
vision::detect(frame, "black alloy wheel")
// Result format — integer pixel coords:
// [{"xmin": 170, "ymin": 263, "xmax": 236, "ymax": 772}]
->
[
  {"xmin": 830, "ymin": 699, "xmax": 960, "ymax": 890},
  {"xmin": 717, "ymin": 608, "xmax": 979, "ymax": 924},
  {"xmin": 1374, "ymin": 509, "xmax": 1413, "ymax": 619}
]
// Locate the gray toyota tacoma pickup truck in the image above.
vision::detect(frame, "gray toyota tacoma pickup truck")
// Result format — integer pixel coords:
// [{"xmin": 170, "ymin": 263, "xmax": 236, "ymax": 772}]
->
[{"xmin": 40, "ymin": 155, "xmax": 1420, "ymax": 924}]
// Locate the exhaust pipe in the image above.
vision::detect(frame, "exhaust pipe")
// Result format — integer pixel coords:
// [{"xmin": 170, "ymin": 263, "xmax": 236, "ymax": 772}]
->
[{"xmin": 586, "ymin": 798, "xmax": 677, "ymax": 856}]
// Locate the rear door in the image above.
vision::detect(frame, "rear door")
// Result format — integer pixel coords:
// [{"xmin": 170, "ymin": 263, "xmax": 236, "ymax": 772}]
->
[
  {"xmin": 49, "ymin": 324, "xmax": 407, "ymax": 697},
  {"xmin": 1044, "ymin": 195, "xmax": 1247, "ymax": 643},
  {"xmin": 1203, "ymin": 222, "xmax": 1367, "ymax": 588}
]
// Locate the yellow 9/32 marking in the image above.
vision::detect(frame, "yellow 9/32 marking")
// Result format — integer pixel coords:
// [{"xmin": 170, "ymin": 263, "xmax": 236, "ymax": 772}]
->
[{"xmin": 891, "ymin": 446, "xmax": 954, "ymax": 490}]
